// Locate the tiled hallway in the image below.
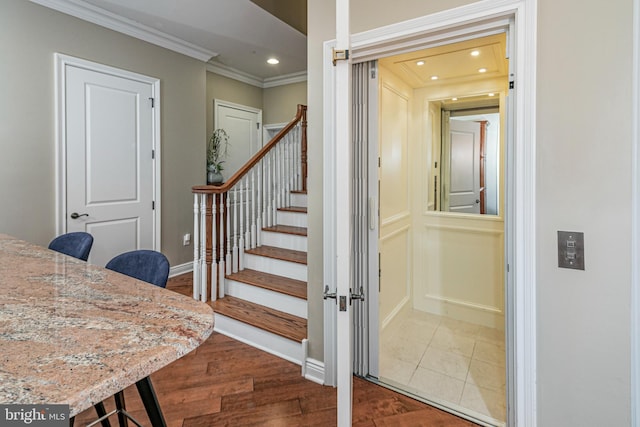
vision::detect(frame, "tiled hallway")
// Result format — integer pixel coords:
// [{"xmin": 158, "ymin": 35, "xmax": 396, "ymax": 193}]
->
[{"xmin": 379, "ymin": 308, "xmax": 506, "ymax": 425}]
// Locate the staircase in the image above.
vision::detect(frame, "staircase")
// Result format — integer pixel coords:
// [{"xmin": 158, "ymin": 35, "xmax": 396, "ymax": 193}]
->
[
  {"xmin": 191, "ymin": 105, "xmax": 309, "ymax": 367},
  {"xmin": 213, "ymin": 190, "xmax": 308, "ymax": 365}
]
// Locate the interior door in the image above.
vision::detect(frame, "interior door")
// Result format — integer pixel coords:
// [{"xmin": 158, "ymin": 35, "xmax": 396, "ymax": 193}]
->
[
  {"xmin": 443, "ymin": 117, "xmax": 481, "ymax": 213},
  {"xmin": 214, "ymin": 101, "xmax": 262, "ymax": 179},
  {"xmin": 65, "ymin": 63, "xmax": 156, "ymax": 267}
]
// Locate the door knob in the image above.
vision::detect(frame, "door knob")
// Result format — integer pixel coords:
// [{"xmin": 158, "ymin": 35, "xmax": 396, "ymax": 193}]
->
[
  {"xmin": 70, "ymin": 212, "xmax": 89, "ymax": 219},
  {"xmin": 475, "ymin": 199, "xmax": 480, "ymax": 204}
]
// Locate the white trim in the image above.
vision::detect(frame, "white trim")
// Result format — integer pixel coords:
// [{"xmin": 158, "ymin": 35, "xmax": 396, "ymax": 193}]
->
[
  {"xmin": 322, "ymin": 1, "xmax": 537, "ymax": 425},
  {"xmin": 207, "ymin": 62, "xmax": 307, "ymax": 89},
  {"xmin": 32, "ymin": 0, "xmax": 216, "ymax": 62},
  {"xmin": 169, "ymin": 262, "xmax": 192, "ymax": 278},
  {"xmin": 304, "ymin": 358, "xmax": 326, "ymax": 385},
  {"xmin": 54, "ymin": 53, "xmax": 162, "ymax": 253},
  {"xmin": 381, "ymin": 295, "xmax": 410, "ymax": 329},
  {"xmin": 631, "ymin": 0, "xmax": 640, "ymax": 424},
  {"xmin": 323, "ymin": 38, "xmax": 338, "ymax": 388}
]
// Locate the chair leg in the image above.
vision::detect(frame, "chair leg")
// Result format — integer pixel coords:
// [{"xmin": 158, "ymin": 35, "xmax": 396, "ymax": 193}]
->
[
  {"xmin": 114, "ymin": 391, "xmax": 128, "ymax": 427},
  {"xmin": 93, "ymin": 402, "xmax": 112, "ymax": 427},
  {"xmin": 135, "ymin": 377, "xmax": 166, "ymax": 427}
]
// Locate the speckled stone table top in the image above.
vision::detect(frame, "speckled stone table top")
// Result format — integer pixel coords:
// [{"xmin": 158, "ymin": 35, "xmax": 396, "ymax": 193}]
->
[{"xmin": 0, "ymin": 234, "xmax": 214, "ymax": 416}]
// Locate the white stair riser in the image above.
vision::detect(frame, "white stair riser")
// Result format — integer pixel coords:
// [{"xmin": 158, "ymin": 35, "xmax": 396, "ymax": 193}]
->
[
  {"xmin": 214, "ymin": 315, "xmax": 304, "ymax": 365},
  {"xmin": 276, "ymin": 211, "xmax": 307, "ymax": 228},
  {"xmin": 245, "ymin": 253, "xmax": 307, "ymax": 281},
  {"xmin": 290, "ymin": 193, "xmax": 307, "ymax": 207},
  {"xmin": 261, "ymin": 230, "xmax": 307, "ymax": 252},
  {"xmin": 225, "ymin": 279, "xmax": 307, "ymax": 318}
]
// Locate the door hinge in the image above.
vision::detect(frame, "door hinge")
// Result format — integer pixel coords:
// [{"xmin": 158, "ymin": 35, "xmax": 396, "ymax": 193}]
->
[
  {"xmin": 332, "ymin": 48, "xmax": 349, "ymax": 66},
  {"xmin": 149, "ymin": 97, "xmax": 155, "ymax": 108},
  {"xmin": 152, "ymin": 149, "xmax": 155, "ymax": 159},
  {"xmin": 509, "ymin": 81, "xmax": 515, "ymax": 89},
  {"xmin": 152, "ymin": 201, "xmax": 155, "ymax": 210},
  {"xmin": 257, "ymin": 122, "xmax": 260, "ymax": 130},
  {"xmin": 370, "ymin": 68, "xmax": 376, "ymax": 79}
]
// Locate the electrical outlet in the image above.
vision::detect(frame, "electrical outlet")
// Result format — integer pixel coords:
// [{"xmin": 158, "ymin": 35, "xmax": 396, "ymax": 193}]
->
[
  {"xmin": 182, "ymin": 233, "xmax": 191, "ymax": 246},
  {"xmin": 557, "ymin": 231, "xmax": 584, "ymax": 270}
]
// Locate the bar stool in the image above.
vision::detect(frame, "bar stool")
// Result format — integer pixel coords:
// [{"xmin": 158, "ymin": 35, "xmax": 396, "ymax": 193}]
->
[{"xmin": 48, "ymin": 232, "xmax": 94, "ymax": 261}]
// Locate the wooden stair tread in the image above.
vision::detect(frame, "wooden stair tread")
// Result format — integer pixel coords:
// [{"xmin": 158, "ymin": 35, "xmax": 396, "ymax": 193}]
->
[
  {"xmin": 226, "ymin": 269, "xmax": 307, "ymax": 300},
  {"xmin": 278, "ymin": 206, "xmax": 307, "ymax": 213},
  {"xmin": 246, "ymin": 245, "xmax": 307, "ymax": 264},
  {"xmin": 212, "ymin": 296, "xmax": 307, "ymax": 342},
  {"xmin": 262, "ymin": 224, "xmax": 307, "ymax": 236}
]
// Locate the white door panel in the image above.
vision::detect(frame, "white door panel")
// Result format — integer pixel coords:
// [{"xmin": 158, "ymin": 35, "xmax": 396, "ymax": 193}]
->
[{"xmin": 65, "ymin": 64, "xmax": 156, "ymax": 267}]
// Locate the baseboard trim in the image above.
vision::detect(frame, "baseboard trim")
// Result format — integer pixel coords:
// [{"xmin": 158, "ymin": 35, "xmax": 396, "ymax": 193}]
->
[
  {"xmin": 169, "ymin": 262, "xmax": 192, "ymax": 278},
  {"xmin": 304, "ymin": 358, "xmax": 325, "ymax": 385}
]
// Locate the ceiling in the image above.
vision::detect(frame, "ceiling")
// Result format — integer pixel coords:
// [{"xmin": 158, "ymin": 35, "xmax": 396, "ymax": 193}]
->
[
  {"xmin": 35, "ymin": 0, "xmax": 307, "ymax": 81},
  {"xmin": 379, "ymin": 33, "xmax": 509, "ymax": 102}
]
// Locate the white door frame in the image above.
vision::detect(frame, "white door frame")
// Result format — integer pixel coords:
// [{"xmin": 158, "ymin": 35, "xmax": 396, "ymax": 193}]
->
[
  {"xmin": 213, "ymin": 99, "xmax": 263, "ymax": 144},
  {"xmin": 323, "ymin": 0, "xmax": 537, "ymax": 425},
  {"xmin": 54, "ymin": 54, "xmax": 161, "ymax": 249}
]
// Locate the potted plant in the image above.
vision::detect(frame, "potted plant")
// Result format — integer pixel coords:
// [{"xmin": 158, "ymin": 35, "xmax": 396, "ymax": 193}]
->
[{"xmin": 207, "ymin": 128, "xmax": 230, "ymax": 184}]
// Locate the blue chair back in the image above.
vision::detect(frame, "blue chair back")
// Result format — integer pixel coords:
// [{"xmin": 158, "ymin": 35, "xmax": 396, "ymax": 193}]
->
[
  {"xmin": 105, "ymin": 250, "xmax": 170, "ymax": 288},
  {"xmin": 48, "ymin": 232, "xmax": 94, "ymax": 261}
]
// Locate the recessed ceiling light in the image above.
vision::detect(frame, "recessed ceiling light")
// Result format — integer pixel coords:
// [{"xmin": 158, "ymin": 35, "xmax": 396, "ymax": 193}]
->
[
  {"xmin": 416, "ymin": 60, "xmax": 425, "ymax": 66},
  {"xmin": 470, "ymin": 50, "xmax": 480, "ymax": 56},
  {"xmin": 430, "ymin": 75, "xmax": 439, "ymax": 80},
  {"xmin": 478, "ymin": 68, "xmax": 487, "ymax": 73},
  {"xmin": 488, "ymin": 93, "xmax": 495, "ymax": 97},
  {"xmin": 267, "ymin": 58, "xmax": 280, "ymax": 65},
  {"xmin": 452, "ymin": 97, "xmax": 458, "ymax": 101}
]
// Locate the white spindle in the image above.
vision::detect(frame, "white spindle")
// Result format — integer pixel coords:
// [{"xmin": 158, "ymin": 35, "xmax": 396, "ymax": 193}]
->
[
  {"xmin": 245, "ymin": 177, "xmax": 251, "ymax": 250},
  {"xmin": 199, "ymin": 195, "xmax": 207, "ymax": 302},
  {"xmin": 239, "ymin": 183, "xmax": 245, "ymax": 271},
  {"xmin": 226, "ymin": 192, "xmax": 232, "ymax": 276},
  {"xmin": 193, "ymin": 194, "xmax": 200, "ymax": 300},
  {"xmin": 267, "ymin": 154, "xmax": 273, "ymax": 227},
  {"xmin": 232, "ymin": 187, "xmax": 239, "ymax": 273},
  {"xmin": 256, "ymin": 163, "xmax": 262, "ymax": 247},
  {"xmin": 251, "ymin": 171, "xmax": 257, "ymax": 248}
]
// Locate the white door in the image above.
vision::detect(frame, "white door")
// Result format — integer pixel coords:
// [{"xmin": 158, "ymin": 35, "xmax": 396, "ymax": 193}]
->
[
  {"xmin": 214, "ymin": 100, "xmax": 262, "ymax": 179},
  {"xmin": 443, "ymin": 117, "xmax": 481, "ymax": 213},
  {"xmin": 63, "ymin": 60, "xmax": 158, "ymax": 267}
]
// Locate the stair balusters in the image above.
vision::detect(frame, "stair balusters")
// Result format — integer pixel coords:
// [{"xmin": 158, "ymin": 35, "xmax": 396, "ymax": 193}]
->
[{"xmin": 192, "ymin": 105, "xmax": 307, "ymax": 302}]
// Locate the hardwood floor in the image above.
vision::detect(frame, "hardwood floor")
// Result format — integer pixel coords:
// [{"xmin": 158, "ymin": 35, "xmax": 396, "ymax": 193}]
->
[{"xmin": 72, "ymin": 274, "xmax": 477, "ymax": 426}]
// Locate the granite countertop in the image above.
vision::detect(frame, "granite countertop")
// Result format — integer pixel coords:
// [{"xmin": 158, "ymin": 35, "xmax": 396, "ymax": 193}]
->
[{"xmin": 0, "ymin": 234, "xmax": 214, "ymax": 416}]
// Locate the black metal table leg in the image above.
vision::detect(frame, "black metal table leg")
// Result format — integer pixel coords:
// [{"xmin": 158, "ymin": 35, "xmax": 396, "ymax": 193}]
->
[{"xmin": 135, "ymin": 377, "xmax": 166, "ymax": 427}]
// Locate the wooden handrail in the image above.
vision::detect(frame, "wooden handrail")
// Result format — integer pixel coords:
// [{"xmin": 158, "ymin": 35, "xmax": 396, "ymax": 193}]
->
[{"xmin": 193, "ymin": 104, "xmax": 307, "ymax": 194}]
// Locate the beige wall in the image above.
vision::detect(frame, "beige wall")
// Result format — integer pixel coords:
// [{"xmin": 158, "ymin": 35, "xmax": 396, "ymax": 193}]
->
[
  {"xmin": 0, "ymin": 0, "xmax": 206, "ymax": 267},
  {"xmin": 536, "ymin": 0, "xmax": 632, "ymax": 424},
  {"xmin": 308, "ymin": 0, "xmax": 635, "ymax": 423},
  {"xmin": 263, "ymin": 81, "xmax": 308, "ymax": 125}
]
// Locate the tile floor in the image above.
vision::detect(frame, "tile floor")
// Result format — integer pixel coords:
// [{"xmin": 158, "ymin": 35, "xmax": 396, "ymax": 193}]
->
[{"xmin": 379, "ymin": 308, "xmax": 506, "ymax": 426}]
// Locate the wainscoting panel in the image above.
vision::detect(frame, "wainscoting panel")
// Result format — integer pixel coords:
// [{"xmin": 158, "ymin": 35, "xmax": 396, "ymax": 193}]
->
[{"xmin": 414, "ymin": 215, "xmax": 504, "ymax": 328}]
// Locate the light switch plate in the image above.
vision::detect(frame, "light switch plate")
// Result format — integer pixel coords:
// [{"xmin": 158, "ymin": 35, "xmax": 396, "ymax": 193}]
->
[{"xmin": 557, "ymin": 231, "xmax": 585, "ymax": 270}]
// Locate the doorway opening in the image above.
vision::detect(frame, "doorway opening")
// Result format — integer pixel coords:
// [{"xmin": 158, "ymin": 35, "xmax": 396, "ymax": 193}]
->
[{"xmin": 357, "ymin": 33, "xmax": 508, "ymax": 427}]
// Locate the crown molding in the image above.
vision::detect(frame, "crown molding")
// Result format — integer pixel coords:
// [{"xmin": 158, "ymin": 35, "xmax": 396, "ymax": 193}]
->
[
  {"xmin": 207, "ymin": 62, "xmax": 307, "ymax": 89},
  {"xmin": 263, "ymin": 71, "xmax": 307, "ymax": 88},
  {"xmin": 30, "ymin": 0, "xmax": 217, "ymax": 62}
]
